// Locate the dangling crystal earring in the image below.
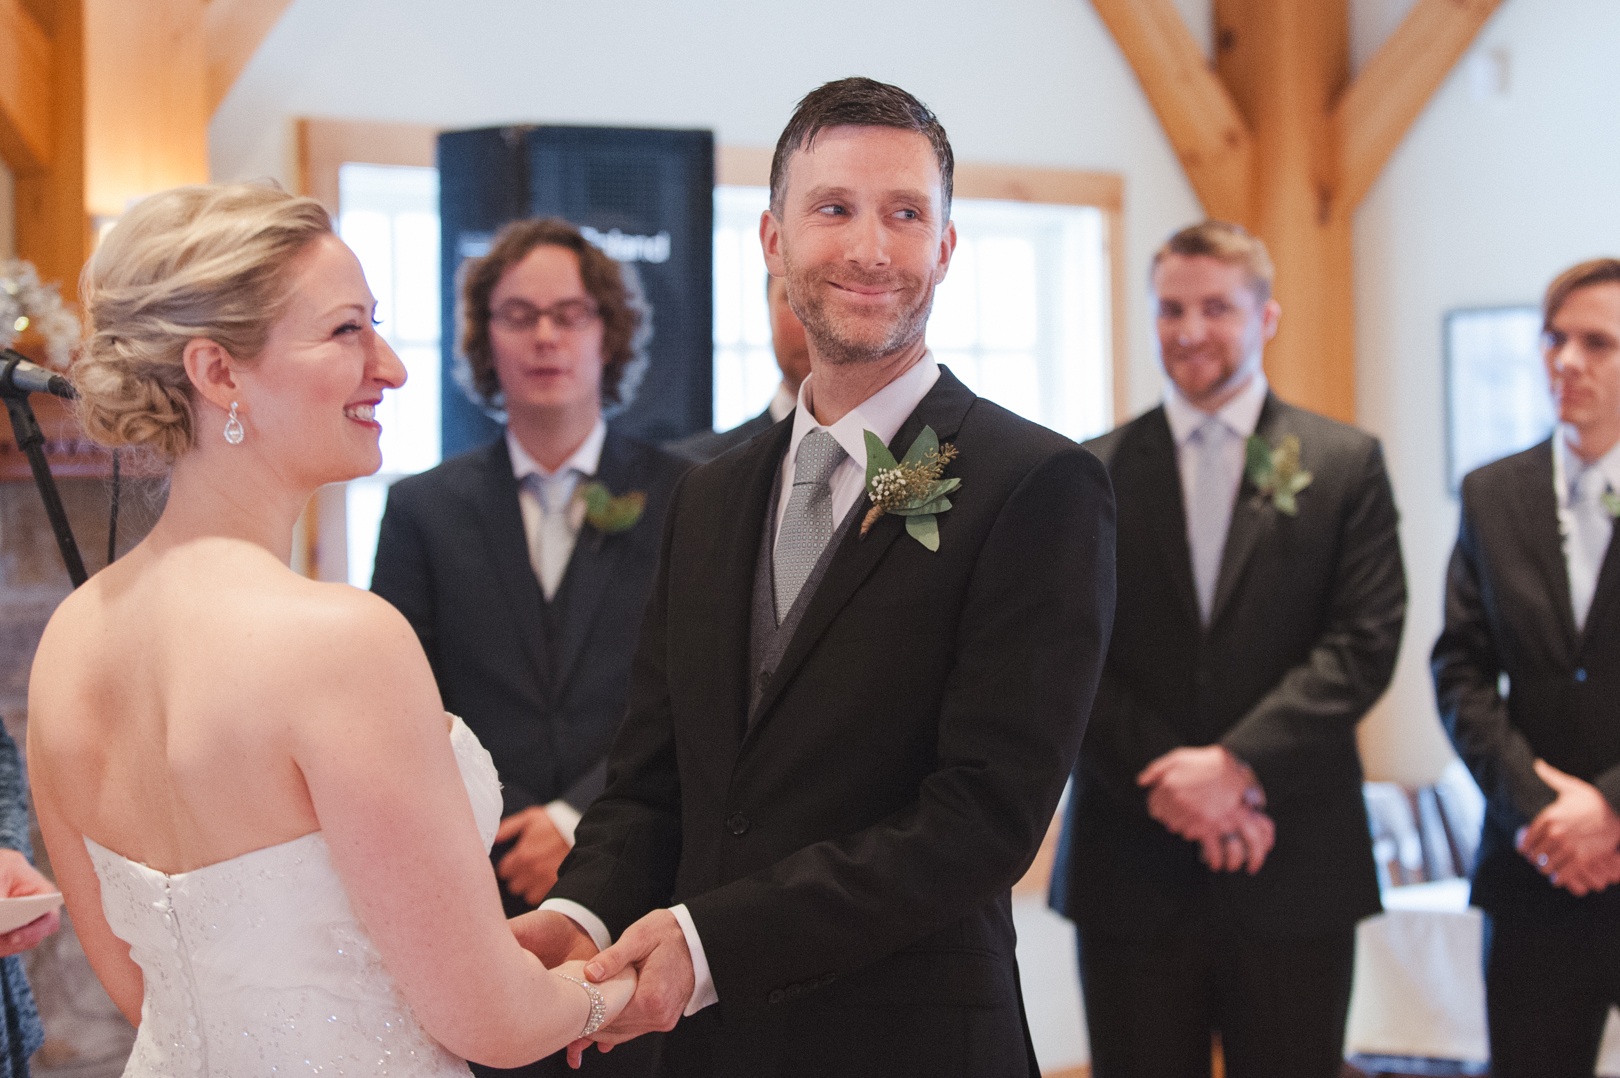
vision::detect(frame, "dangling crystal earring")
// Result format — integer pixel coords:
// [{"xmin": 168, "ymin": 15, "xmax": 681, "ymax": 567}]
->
[{"xmin": 223, "ymin": 402, "xmax": 245, "ymax": 445}]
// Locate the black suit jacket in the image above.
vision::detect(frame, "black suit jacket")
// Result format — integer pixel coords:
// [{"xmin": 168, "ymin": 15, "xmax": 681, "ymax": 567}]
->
[
  {"xmin": 371, "ymin": 431, "xmax": 688, "ymax": 818},
  {"xmin": 666, "ymin": 408, "xmax": 776, "ymax": 464},
  {"xmin": 549, "ymin": 369, "xmax": 1115, "ymax": 1076},
  {"xmin": 1052, "ymin": 394, "xmax": 1404, "ymax": 940},
  {"xmin": 1432, "ymin": 439, "xmax": 1620, "ymax": 924}
]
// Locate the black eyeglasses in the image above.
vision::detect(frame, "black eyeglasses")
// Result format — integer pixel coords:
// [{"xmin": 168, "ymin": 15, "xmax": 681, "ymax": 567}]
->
[{"xmin": 490, "ymin": 298, "xmax": 601, "ymax": 333}]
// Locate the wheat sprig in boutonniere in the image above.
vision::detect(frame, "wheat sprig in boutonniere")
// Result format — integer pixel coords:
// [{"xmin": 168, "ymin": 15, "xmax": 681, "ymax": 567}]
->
[
  {"xmin": 575, "ymin": 482, "xmax": 645, "ymax": 535},
  {"xmin": 1244, "ymin": 434, "xmax": 1313, "ymax": 517},
  {"xmin": 860, "ymin": 425, "xmax": 961, "ymax": 551}
]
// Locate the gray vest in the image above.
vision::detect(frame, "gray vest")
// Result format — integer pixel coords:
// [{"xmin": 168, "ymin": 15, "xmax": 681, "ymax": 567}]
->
[{"xmin": 748, "ymin": 468, "xmax": 863, "ymax": 722}]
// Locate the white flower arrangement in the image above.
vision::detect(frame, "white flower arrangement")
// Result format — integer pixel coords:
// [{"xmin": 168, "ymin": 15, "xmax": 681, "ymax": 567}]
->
[{"xmin": 0, "ymin": 259, "xmax": 80, "ymax": 371}]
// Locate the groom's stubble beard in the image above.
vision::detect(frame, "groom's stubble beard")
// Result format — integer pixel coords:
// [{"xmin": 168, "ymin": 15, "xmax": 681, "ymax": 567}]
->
[{"xmin": 785, "ymin": 256, "xmax": 939, "ymax": 368}]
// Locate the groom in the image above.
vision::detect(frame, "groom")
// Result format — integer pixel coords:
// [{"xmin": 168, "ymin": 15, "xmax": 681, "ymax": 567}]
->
[{"xmin": 519, "ymin": 77, "xmax": 1115, "ymax": 1077}]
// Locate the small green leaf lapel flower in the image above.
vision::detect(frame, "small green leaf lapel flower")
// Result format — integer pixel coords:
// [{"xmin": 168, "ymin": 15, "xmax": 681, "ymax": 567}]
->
[
  {"xmin": 1602, "ymin": 491, "xmax": 1620, "ymax": 520},
  {"xmin": 1244, "ymin": 434, "xmax": 1313, "ymax": 517},
  {"xmin": 860, "ymin": 425, "xmax": 961, "ymax": 551},
  {"xmin": 576, "ymin": 481, "xmax": 645, "ymax": 534}
]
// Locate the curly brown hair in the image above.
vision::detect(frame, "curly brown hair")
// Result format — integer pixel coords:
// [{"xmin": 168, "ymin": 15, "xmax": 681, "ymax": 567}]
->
[{"xmin": 456, "ymin": 217, "xmax": 650, "ymax": 416}]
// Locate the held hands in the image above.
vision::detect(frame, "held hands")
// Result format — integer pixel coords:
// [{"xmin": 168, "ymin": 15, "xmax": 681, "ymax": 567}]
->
[
  {"xmin": 1516, "ymin": 759, "xmax": 1620, "ymax": 897},
  {"xmin": 565, "ymin": 909, "xmax": 694, "ymax": 1068},
  {"xmin": 0, "ymin": 849, "xmax": 58, "ymax": 957},
  {"xmin": 552, "ymin": 958, "xmax": 636, "ymax": 1059},
  {"xmin": 495, "ymin": 807, "xmax": 572, "ymax": 906},
  {"xmin": 1139, "ymin": 746, "xmax": 1274, "ymax": 875}
]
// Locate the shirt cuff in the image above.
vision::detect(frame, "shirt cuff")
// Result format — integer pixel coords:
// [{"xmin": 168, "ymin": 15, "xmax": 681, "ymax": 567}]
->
[
  {"xmin": 669, "ymin": 903, "xmax": 718, "ymax": 1015},
  {"xmin": 536, "ymin": 898, "xmax": 611, "ymax": 952},
  {"xmin": 542, "ymin": 799, "xmax": 582, "ymax": 846}
]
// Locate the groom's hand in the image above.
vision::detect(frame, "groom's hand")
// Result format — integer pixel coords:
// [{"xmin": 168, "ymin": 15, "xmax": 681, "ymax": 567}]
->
[
  {"xmin": 510, "ymin": 910, "xmax": 598, "ymax": 968},
  {"xmin": 582, "ymin": 909, "xmax": 693, "ymax": 1043}
]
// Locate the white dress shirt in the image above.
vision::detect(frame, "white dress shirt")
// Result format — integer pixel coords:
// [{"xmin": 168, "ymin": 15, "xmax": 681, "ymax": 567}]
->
[
  {"xmin": 1163, "ymin": 372, "xmax": 1269, "ymax": 621},
  {"xmin": 506, "ymin": 418, "xmax": 607, "ymax": 845},
  {"xmin": 541, "ymin": 353, "xmax": 942, "ymax": 1017},
  {"xmin": 1553, "ymin": 431, "xmax": 1620, "ymax": 631}
]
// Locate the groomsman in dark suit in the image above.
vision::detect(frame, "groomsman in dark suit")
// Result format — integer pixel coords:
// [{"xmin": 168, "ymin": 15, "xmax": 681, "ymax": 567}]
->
[
  {"xmin": 668, "ymin": 275, "xmax": 811, "ymax": 463},
  {"xmin": 1050, "ymin": 221, "xmax": 1406, "ymax": 1077},
  {"xmin": 515, "ymin": 77, "xmax": 1115, "ymax": 1078},
  {"xmin": 1433, "ymin": 258, "xmax": 1620, "ymax": 1077},
  {"xmin": 371, "ymin": 217, "xmax": 686, "ymax": 1078}
]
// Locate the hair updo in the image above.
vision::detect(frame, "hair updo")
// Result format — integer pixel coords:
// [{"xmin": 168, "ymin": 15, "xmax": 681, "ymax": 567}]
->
[{"xmin": 75, "ymin": 183, "xmax": 334, "ymax": 460}]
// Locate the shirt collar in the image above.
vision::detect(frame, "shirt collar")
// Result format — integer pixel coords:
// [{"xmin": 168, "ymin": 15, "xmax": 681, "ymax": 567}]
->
[
  {"xmin": 1163, "ymin": 369, "xmax": 1270, "ymax": 448},
  {"xmin": 1554, "ymin": 428, "xmax": 1620, "ymax": 507},
  {"xmin": 767, "ymin": 382, "xmax": 798, "ymax": 424},
  {"xmin": 507, "ymin": 417, "xmax": 608, "ymax": 483},
  {"xmin": 786, "ymin": 353, "xmax": 941, "ymax": 475}
]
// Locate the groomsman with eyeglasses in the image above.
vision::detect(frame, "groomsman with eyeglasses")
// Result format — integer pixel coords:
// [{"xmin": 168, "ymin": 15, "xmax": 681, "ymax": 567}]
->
[
  {"xmin": 1433, "ymin": 258, "xmax": 1620, "ymax": 1077},
  {"xmin": 371, "ymin": 216, "xmax": 687, "ymax": 1077}
]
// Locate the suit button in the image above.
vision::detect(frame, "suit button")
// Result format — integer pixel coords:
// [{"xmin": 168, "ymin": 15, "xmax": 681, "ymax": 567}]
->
[
  {"xmin": 727, "ymin": 813, "xmax": 750, "ymax": 835},
  {"xmin": 756, "ymin": 669, "xmax": 772, "ymax": 694},
  {"xmin": 1576, "ymin": 668, "xmax": 1588, "ymax": 682},
  {"xmin": 767, "ymin": 989, "xmax": 785, "ymax": 1004}
]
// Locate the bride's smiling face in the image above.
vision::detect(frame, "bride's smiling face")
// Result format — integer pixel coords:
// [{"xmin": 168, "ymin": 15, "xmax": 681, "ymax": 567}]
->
[{"xmin": 233, "ymin": 235, "xmax": 406, "ymax": 486}]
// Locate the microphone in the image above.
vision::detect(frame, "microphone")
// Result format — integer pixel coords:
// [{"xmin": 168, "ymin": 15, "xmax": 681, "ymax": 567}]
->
[{"xmin": 0, "ymin": 349, "xmax": 76, "ymax": 400}]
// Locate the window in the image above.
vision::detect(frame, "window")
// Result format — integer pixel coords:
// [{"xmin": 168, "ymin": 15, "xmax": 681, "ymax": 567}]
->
[{"xmin": 710, "ymin": 186, "xmax": 1112, "ymax": 442}]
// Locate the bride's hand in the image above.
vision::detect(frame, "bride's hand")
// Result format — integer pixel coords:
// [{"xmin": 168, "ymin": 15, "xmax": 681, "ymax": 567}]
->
[{"xmin": 553, "ymin": 959, "xmax": 636, "ymax": 1023}]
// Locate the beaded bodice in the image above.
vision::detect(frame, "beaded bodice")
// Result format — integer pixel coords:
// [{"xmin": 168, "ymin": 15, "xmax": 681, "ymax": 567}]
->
[{"xmin": 84, "ymin": 716, "xmax": 502, "ymax": 1077}]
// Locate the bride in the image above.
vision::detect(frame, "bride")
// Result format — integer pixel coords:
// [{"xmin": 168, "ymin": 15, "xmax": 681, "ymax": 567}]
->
[{"xmin": 25, "ymin": 182, "xmax": 633, "ymax": 1075}]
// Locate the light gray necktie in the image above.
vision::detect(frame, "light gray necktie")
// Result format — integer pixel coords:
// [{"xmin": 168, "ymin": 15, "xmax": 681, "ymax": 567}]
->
[
  {"xmin": 774, "ymin": 430, "xmax": 846, "ymax": 623},
  {"xmin": 1186, "ymin": 418, "xmax": 1239, "ymax": 625},
  {"xmin": 1567, "ymin": 461, "xmax": 1612, "ymax": 632},
  {"xmin": 528, "ymin": 470, "xmax": 578, "ymax": 601}
]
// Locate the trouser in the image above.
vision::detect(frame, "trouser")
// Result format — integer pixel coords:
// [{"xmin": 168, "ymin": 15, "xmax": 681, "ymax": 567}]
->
[
  {"xmin": 1484, "ymin": 913, "xmax": 1620, "ymax": 1078},
  {"xmin": 1076, "ymin": 916, "xmax": 1354, "ymax": 1078}
]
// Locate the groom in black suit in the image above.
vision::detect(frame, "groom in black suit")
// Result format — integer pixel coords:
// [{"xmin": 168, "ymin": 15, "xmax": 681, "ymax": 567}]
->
[
  {"xmin": 1432, "ymin": 258, "xmax": 1620, "ymax": 1077},
  {"xmin": 371, "ymin": 217, "xmax": 686, "ymax": 1077},
  {"xmin": 517, "ymin": 78, "xmax": 1115, "ymax": 1078},
  {"xmin": 1051, "ymin": 221, "xmax": 1406, "ymax": 1077}
]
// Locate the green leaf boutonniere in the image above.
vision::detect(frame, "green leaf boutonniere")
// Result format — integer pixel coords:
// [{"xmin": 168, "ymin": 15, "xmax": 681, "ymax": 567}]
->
[
  {"xmin": 1244, "ymin": 434, "xmax": 1313, "ymax": 517},
  {"xmin": 575, "ymin": 481, "xmax": 645, "ymax": 534},
  {"xmin": 860, "ymin": 425, "xmax": 961, "ymax": 551},
  {"xmin": 1602, "ymin": 491, "xmax": 1620, "ymax": 520}
]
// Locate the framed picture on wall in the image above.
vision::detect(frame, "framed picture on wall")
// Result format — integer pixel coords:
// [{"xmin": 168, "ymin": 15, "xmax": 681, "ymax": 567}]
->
[{"xmin": 1444, "ymin": 305, "xmax": 1555, "ymax": 493}]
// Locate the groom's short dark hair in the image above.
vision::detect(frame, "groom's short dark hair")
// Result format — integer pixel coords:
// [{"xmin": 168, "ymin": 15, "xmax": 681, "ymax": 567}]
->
[{"xmin": 769, "ymin": 77, "xmax": 954, "ymax": 218}]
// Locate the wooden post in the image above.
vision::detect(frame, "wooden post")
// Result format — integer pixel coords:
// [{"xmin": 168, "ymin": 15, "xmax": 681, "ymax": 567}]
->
[
  {"xmin": 1215, "ymin": 0, "xmax": 1355, "ymax": 421},
  {"xmin": 14, "ymin": 0, "xmax": 87, "ymax": 293}
]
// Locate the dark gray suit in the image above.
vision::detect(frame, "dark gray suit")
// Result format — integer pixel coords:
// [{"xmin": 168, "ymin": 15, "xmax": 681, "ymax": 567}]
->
[
  {"xmin": 1052, "ymin": 393, "xmax": 1406, "ymax": 1077},
  {"xmin": 666, "ymin": 408, "xmax": 776, "ymax": 463}
]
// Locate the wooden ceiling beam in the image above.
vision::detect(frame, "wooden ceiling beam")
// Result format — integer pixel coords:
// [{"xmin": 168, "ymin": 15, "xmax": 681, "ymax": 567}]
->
[
  {"xmin": 205, "ymin": 0, "xmax": 295, "ymax": 114},
  {"xmin": 1332, "ymin": 0, "xmax": 1504, "ymax": 213},
  {"xmin": 1090, "ymin": 0, "xmax": 1254, "ymax": 224},
  {"xmin": 0, "ymin": 0, "xmax": 54, "ymax": 172}
]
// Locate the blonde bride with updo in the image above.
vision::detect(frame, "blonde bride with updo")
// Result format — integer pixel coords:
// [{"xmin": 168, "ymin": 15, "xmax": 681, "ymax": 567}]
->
[{"xmin": 26, "ymin": 183, "xmax": 632, "ymax": 1077}]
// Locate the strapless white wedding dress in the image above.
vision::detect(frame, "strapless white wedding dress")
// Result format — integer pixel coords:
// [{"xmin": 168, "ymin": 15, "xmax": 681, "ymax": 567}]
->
[{"xmin": 84, "ymin": 716, "xmax": 502, "ymax": 1077}]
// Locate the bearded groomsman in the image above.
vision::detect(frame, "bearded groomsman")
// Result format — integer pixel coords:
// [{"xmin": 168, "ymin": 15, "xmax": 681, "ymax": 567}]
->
[
  {"xmin": 1051, "ymin": 221, "xmax": 1406, "ymax": 1077},
  {"xmin": 517, "ymin": 77, "xmax": 1115, "ymax": 1078},
  {"xmin": 1433, "ymin": 259, "xmax": 1620, "ymax": 1077}
]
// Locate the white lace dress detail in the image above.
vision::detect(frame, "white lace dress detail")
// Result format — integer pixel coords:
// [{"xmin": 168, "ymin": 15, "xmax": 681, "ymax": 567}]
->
[{"xmin": 85, "ymin": 716, "xmax": 503, "ymax": 1077}]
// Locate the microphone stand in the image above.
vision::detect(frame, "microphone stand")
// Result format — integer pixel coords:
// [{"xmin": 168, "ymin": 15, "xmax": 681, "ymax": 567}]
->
[{"xmin": 1, "ymin": 357, "xmax": 87, "ymax": 587}]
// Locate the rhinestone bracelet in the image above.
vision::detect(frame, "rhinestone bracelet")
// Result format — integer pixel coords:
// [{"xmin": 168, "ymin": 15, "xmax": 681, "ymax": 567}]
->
[{"xmin": 558, "ymin": 975, "xmax": 608, "ymax": 1038}]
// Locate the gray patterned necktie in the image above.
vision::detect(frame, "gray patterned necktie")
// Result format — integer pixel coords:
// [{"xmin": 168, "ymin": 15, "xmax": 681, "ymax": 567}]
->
[
  {"xmin": 1186, "ymin": 418, "xmax": 1239, "ymax": 625},
  {"xmin": 774, "ymin": 429, "xmax": 847, "ymax": 623},
  {"xmin": 1567, "ymin": 461, "xmax": 1613, "ymax": 632}
]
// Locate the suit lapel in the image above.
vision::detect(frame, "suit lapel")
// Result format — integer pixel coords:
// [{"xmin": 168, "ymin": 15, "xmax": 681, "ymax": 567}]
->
[
  {"xmin": 473, "ymin": 437, "xmax": 551, "ymax": 698},
  {"xmin": 745, "ymin": 368, "xmax": 976, "ymax": 737},
  {"xmin": 550, "ymin": 433, "xmax": 642, "ymax": 690},
  {"xmin": 1127, "ymin": 410, "xmax": 1202, "ymax": 629},
  {"xmin": 1509, "ymin": 440, "xmax": 1580, "ymax": 657},
  {"xmin": 1208, "ymin": 394, "xmax": 1280, "ymax": 629},
  {"xmin": 721, "ymin": 421, "xmax": 796, "ymax": 739}
]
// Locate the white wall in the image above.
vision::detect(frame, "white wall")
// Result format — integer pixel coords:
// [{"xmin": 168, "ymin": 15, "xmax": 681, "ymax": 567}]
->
[
  {"xmin": 209, "ymin": 0, "xmax": 1204, "ymax": 415},
  {"xmin": 1354, "ymin": 0, "xmax": 1620, "ymax": 783}
]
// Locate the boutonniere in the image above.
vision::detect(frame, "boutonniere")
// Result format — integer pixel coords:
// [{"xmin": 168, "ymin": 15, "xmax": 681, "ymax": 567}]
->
[
  {"xmin": 1244, "ymin": 434, "xmax": 1313, "ymax": 517},
  {"xmin": 860, "ymin": 425, "xmax": 961, "ymax": 551},
  {"xmin": 1603, "ymin": 491, "xmax": 1620, "ymax": 519},
  {"xmin": 575, "ymin": 481, "xmax": 645, "ymax": 534}
]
